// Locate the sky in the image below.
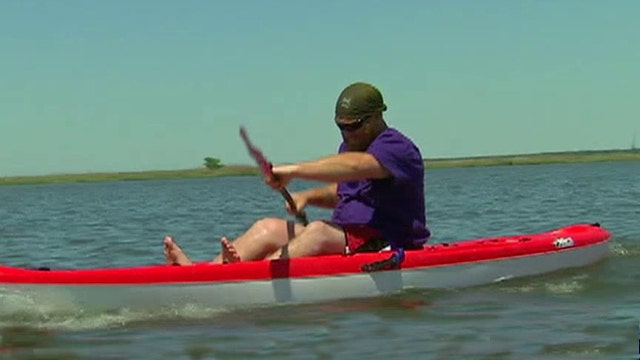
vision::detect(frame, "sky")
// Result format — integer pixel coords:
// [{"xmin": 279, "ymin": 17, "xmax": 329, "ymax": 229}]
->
[{"xmin": 1, "ymin": 1, "xmax": 638, "ymax": 176}]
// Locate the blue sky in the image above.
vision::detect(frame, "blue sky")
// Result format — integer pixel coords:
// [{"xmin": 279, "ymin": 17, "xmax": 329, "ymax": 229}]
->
[{"xmin": 1, "ymin": 0, "xmax": 638, "ymax": 176}]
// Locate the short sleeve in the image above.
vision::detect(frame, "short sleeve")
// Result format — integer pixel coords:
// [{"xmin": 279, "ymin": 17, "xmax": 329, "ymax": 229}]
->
[{"xmin": 367, "ymin": 130, "xmax": 422, "ymax": 183}]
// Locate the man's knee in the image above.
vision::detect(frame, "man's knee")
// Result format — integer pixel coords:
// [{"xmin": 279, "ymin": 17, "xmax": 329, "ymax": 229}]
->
[
  {"xmin": 253, "ymin": 217, "xmax": 285, "ymax": 234},
  {"xmin": 251, "ymin": 218, "xmax": 294, "ymax": 249}
]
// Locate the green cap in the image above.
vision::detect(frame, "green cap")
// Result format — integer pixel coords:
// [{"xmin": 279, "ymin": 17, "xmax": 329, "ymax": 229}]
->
[{"xmin": 335, "ymin": 82, "xmax": 387, "ymax": 118}]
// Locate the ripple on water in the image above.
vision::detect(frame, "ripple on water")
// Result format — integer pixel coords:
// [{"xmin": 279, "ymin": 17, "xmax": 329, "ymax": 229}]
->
[{"xmin": 0, "ymin": 288, "xmax": 238, "ymax": 332}]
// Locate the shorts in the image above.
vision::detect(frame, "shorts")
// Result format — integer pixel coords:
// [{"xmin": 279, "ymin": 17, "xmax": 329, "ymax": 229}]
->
[{"xmin": 342, "ymin": 224, "xmax": 388, "ymax": 255}]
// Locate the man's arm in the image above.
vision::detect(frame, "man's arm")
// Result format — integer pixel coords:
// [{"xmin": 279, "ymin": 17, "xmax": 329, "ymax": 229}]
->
[
  {"xmin": 299, "ymin": 183, "xmax": 339, "ymax": 209},
  {"xmin": 275, "ymin": 152, "xmax": 391, "ymax": 184}
]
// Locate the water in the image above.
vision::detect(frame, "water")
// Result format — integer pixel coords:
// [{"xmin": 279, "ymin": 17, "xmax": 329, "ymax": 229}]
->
[{"xmin": 0, "ymin": 161, "xmax": 638, "ymax": 359}]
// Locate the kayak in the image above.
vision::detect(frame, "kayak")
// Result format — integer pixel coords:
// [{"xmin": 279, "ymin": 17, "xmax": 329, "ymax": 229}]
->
[{"xmin": 0, "ymin": 223, "xmax": 610, "ymax": 311}]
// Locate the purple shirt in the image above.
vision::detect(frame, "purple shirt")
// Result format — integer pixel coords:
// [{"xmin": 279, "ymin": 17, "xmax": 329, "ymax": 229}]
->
[{"xmin": 331, "ymin": 128, "xmax": 430, "ymax": 248}]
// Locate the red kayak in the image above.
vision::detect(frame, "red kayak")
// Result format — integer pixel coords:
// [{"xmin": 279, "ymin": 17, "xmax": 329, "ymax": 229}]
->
[{"xmin": 0, "ymin": 223, "xmax": 610, "ymax": 311}]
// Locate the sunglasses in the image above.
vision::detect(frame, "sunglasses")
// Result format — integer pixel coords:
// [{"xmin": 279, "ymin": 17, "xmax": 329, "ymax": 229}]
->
[{"xmin": 335, "ymin": 114, "xmax": 372, "ymax": 132}]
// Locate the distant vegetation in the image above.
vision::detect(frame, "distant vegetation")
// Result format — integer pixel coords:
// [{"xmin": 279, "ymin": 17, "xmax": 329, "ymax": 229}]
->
[
  {"xmin": 203, "ymin": 157, "xmax": 223, "ymax": 170},
  {"xmin": 0, "ymin": 166, "xmax": 258, "ymax": 186},
  {"xmin": 1, "ymin": 149, "xmax": 639, "ymax": 186},
  {"xmin": 424, "ymin": 149, "xmax": 640, "ymax": 168}
]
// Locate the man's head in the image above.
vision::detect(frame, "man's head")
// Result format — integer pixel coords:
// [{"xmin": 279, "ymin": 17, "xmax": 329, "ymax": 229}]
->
[{"xmin": 334, "ymin": 82, "xmax": 388, "ymax": 151}]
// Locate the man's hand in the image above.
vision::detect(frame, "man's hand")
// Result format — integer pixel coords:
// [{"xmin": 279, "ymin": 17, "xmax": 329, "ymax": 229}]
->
[{"xmin": 266, "ymin": 164, "xmax": 296, "ymax": 190}]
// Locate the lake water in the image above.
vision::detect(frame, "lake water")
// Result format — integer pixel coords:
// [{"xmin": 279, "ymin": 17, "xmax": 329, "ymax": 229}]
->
[{"xmin": 0, "ymin": 161, "xmax": 638, "ymax": 359}]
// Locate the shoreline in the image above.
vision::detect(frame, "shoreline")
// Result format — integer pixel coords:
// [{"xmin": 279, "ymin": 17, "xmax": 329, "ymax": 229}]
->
[
  {"xmin": 1, "ymin": 150, "xmax": 639, "ymax": 186},
  {"xmin": 424, "ymin": 149, "xmax": 640, "ymax": 168}
]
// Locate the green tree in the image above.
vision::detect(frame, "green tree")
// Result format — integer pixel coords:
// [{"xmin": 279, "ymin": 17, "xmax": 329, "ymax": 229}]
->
[{"xmin": 203, "ymin": 157, "xmax": 223, "ymax": 170}]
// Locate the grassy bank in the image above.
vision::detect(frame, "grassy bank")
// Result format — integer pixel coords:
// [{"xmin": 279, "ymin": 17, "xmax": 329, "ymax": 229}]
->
[
  {"xmin": 0, "ymin": 165, "xmax": 258, "ymax": 186},
  {"xmin": 1, "ymin": 150, "xmax": 639, "ymax": 186},
  {"xmin": 425, "ymin": 149, "xmax": 640, "ymax": 168}
]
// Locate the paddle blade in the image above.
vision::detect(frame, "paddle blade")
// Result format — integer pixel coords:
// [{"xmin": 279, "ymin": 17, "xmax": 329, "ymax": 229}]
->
[{"xmin": 239, "ymin": 126, "xmax": 273, "ymax": 176}]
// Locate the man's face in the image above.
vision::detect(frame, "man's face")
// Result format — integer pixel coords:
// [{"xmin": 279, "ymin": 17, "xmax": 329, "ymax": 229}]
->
[{"xmin": 335, "ymin": 114, "xmax": 374, "ymax": 151}]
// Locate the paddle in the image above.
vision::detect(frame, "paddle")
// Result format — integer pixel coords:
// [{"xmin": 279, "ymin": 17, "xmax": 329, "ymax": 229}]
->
[{"xmin": 239, "ymin": 126, "xmax": 309, "ymax": 226}]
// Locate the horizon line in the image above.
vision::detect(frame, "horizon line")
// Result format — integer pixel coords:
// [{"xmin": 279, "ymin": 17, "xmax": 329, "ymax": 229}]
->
[{"xmin": 2, "ymin": 147, "xmax": 639, "ymax": 179}]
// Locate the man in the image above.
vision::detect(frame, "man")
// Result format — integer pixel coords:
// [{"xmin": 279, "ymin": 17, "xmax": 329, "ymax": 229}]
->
[{"xmin": 164, "ymin": 82, "xmax": 430, "ymax": 265}]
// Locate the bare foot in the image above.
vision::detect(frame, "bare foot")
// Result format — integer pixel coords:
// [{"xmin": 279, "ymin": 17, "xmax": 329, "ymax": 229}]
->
[
  {"xmin": 220, "ymin": 237, "xmax": 241, "ymax": 264},
  {"xmin": 163, "ymin": 235, "xmax": 193, "ymax": 266}
]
